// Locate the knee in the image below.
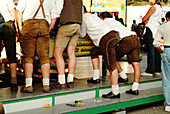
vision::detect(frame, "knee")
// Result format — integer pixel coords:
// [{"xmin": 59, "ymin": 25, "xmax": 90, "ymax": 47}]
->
[
  {"xmin": 39, "ymin": 59, "xmax": 50, "ymax": 65},
  {"xmin": 24, "ymin": 57, "xmax": 34, "ymax": 64},
  {"xmin": 67, "ymin": 50, "xmax": 75, "ymax": 57},
  {"xmin": 38, "ymin": 54, "xmax": 49, "ymax": 65},
  {"xmin": 54, "ymin": 48, "xmax": 64, "ymax": 58},
  {"xmin": 8, "ymin": 57, "xmax": 17, "ymax": 63},
  {"xmin": 90, "ymin": 48, "xmax": 99, "ymax": 58}
]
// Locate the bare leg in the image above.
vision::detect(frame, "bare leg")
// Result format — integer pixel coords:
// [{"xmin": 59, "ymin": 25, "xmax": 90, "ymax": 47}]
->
[
  {"xmin": 41, "ymin": 63, "xmax": 50, "ymax": 78},
  {"xmin": 110, "ymin": 69, "xmax": 119, "ymax": 85},
  {"xmin": 24, "ymin": 63, "xmax": 33, "ymax": 91},
  {"xmin": 54, "ymin": 48, "xmax": 65, "ymax": 75},
  {"xmin": 132, "ymin": 62, "xmax": 141, "ymax": 83},
  {"xmin": 116, "ymin": 61, "xmax": 128, "ymax": 81},
  {"xmin": 41, "ymin": 63, "xmax": 50, "ymax": 91},
  {"xmin": 102, "ymin": 69, "xmax": 120, "ymax": 98},
  {"xmin": 10, "ymin": 63, "xmax": 18, "ymax": 91},
  {"xmin": 125, "ymin": 62, "xmax": 141, "ymax": 93},
  {"xmin": 10, "ymin": 63, "xmax": 17, "ymax": 78},
  {"xmin": 91, "ymin": 57, "xmax": 100, "ymax": 70},
  {"xmin": 25, "ymin": 63, "xmax": 33, "ymax": 78},
  {"xmin": 67, "ymin": 45, "xmax": 76, "ymax": 74},
  {"xmin": 116, "ymin": 61, "xmax": 123, "ymax": 73}
]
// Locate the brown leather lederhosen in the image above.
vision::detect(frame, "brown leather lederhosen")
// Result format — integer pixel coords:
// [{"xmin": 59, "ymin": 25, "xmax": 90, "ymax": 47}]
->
[
  {"xmin": 116, "ymin": 35, "xmax": 140, "ymax": 63},
  {"xmin": 19, "ymin": 0, "xmax": 50, "ymax": 65}
]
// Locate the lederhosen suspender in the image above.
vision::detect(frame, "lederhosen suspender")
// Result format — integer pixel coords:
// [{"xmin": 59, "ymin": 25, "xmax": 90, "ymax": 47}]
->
[{"xmin": 33, "ymin": 0, "xmax": 46, "ymax": 19}]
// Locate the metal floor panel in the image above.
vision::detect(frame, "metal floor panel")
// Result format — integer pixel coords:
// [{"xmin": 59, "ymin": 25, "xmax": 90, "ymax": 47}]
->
[{"xmin": 9, "ymin": 87, "xmax": 163, "ymax": 114}]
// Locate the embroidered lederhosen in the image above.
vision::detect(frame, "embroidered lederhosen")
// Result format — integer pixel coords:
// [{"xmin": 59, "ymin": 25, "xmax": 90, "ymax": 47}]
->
[{"xmin": 19, "ymin": 0, "xmax": 50, "ymax": 65}]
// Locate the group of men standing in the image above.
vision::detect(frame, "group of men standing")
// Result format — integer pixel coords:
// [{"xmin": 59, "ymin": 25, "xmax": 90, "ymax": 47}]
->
[
  {"xmin": 1, "ymin": 0, "xmax": 170, "ymax": 112},
  {"xmin": 1, "ymin": 0, "xmax": 141, "ymax": 99},
  {"xmin": 0, "ymin": 0, "xmax": 82, "ymax": 93}
]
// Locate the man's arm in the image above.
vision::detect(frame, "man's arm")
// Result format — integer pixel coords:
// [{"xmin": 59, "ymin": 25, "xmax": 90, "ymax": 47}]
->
[
  {"xmin": 49, "ymin": 18, "xmax": 57, "ymax": 32},
  {"xmin": 55, "ymin": 0, "xmax": 64, "ymax": 16},
  {"xmin": 153, "ymin": 27, "xmax": 163, "ymax": 53},
  {"xmin": 142, "ymin": 6, "xmax": 156, "ymax": 24},
  {"xmin": 80, "ymin": 21, "xmax": 87, "ymax": 38},
  {"xmin": 16, "ymin": 10, "xmax": 23, "ymax": 32},
  {"xmin": 11, "ymin": 8, "xmax": 18, "ymax": 32}
]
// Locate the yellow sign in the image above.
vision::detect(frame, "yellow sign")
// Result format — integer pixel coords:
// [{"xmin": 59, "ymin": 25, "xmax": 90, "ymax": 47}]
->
[
  {"xmin": 75, "ymin": 40, "xmax": 94, "ymax": 55},
  {"xmin": 49, "ymin": 39, "xmax": 95, "ymax": 57}
]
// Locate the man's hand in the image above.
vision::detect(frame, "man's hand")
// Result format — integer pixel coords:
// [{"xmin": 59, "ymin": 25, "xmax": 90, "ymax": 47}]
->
[{"xmin": 49, "ymin": 18, "xmax": 57, "ymax": 32}]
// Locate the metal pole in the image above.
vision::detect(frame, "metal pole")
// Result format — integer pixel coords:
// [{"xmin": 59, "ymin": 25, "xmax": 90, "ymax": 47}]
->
[{"xmin": 125, "ymin": 0, "xmax": 128, "ymax": 27}]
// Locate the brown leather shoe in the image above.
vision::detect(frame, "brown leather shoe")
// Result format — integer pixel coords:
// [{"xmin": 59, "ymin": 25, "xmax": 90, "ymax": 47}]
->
[
  {"xmin": 43, "ymin": 85, "xmax": 50, "ymax": 93},
  {"xmin": 67, "ymin": 82, "xmax": 74, "ymax": 88},
  {"xmin": 22, "ymin": 86, "xmax": 33, "ymax": 93}
]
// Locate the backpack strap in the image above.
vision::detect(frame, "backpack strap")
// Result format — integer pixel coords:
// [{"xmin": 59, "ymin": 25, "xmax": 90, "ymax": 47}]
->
[{"xmin": 33, "ymin": 0, "xmax": 46, "ymax": 19}]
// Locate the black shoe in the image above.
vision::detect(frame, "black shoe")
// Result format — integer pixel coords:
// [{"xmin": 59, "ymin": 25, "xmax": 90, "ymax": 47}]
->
[
  {"xmin": 11, "ymin": 84, "xmax": 18, "ymax": 91},
  {"xmin": 67, "ymin": 82, "xmax": 74, "ymax": 88},
  {"xmin": 102, "ymin": 91, "xmax": 120, "ymax": 99},
  {"xmin": 87, "ymin": 78, "xmax": 100, "ymax": 84},
  {"xmin": 118, "ymin": 77, "xmax": 128, "ymax": 83},
  {"xmin": 126, "ymin": 89, "xmax": 139, "ymax": 95}
]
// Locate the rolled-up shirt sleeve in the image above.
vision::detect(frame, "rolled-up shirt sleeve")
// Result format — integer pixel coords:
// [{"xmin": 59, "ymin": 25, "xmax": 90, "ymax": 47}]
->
[
  {"xmin": 7, "ymin": 0, "xmax": 16, "ymax": 11},
  {"xmin": 55, "ymin": 0, "xmax": 64, "ymax": 17},
  {"xmin": 80, "ymin": 21, "xmax": 87, "ymax": 38},
  {"xmin": 16, "ymin": 0, "xmax": 26, "ymax": 12},
  {"xmin": 153, "ymin": 27, "xmax": 162, "ymax": 47},
  {"xmin": 50, "ymin": 0, "xmax": 59, "ymax": 19}
]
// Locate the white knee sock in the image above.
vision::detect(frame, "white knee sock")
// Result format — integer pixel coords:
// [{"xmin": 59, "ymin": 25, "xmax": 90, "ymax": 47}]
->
[
  {"xmin": 67, "ymin": 74, "xmax": 74, "ymax": 83},
  {"xmin": 132, "ymin": 82, "xmax": 139, "ymax": 91},
  {"xmin": 118, "ymin": 71, "xmax": 127, "ymax": 79},
  {"xmin": 25, "ymin": 78, "xmax": 32, "ymax": 87},
  {"xmin": 43, "ymin": 78, "xmax": 49, "ymax": 86},
  {"xmin": 58, "ymin": 75, "xmax": 66, "ymax": 84},
  {"xmin": 112, "ymin": 85, "xmax": 119, "ymax": 95},
  {"xmin": 93, "ymin": 69, "xmax": 100, "ymax": 80}
]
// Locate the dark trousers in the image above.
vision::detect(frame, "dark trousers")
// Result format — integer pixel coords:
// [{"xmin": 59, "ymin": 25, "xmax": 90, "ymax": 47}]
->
[
  {"xmin": 0, "ymin": 21, "xmax": 17, "ymax": 63},
  {"xmin": 143, "ymin": 27, "xmax": 161, "ymax": 73}
]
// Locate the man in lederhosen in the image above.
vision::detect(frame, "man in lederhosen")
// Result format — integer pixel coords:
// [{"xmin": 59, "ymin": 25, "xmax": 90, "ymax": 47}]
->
[
  {"xmin": 80, "ymin": 9, "xmax": 121, "ymax": 99},
  {"xmin": 16, "ymin": 0, "xmax": 58, "ymax": 93},
  {"xmin": 0, "ymin": 0, "xmax": 18, "ymax": 91},
  {"xmin": 100, "ymin": 12, "xmax": 141, "ymax": 95},
  {"xmin": 54, "ymin": 0, "xmax": 82, "ymax": 88}
]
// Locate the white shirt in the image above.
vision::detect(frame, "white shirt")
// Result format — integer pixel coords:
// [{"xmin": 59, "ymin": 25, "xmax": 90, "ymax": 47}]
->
[
  {"xmin": 55, "ymin": 0, "xmax": 64, "ymax": 16},
  {"xmin": 146, "ymin": 4, "xmax": 162, "ymax": 38},
  {"xmin": 80, "ymin": 13, "xmax": 113, "ymax": 47},
  {"xmin": 104, "ymin": 18, "xmax": 136, "ymax": 40},
  {"xmin": 153, "ymin": 21, "xmax": 170, "ymax": 47},
  {"xmin": 0, "ymin": 0, "xmax": 15, "ymax": 22},
  {"xmin": 16, "ymin": 0, "xmax": 59, "ymax": 24}
]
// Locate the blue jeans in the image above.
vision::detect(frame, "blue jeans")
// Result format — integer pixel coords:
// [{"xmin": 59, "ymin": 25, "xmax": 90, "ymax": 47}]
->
[
  {"xmin": 162, "ymin": 48, "xmax": 170, "ymax": 106},
  {"xmin": 143, "ymin": 27, "xmax": 161, "ymax": 73}
]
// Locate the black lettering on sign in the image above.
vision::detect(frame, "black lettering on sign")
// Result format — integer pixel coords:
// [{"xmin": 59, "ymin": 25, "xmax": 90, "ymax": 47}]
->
[
  {"xmin": 77, "ymin": 41, "xmax": 94, "ymax": 46},
  {"xmin": 75, "ymin": 48, "xmax": 79, "ymax": 52},
  {"xmin": 80, "ymin": 47, "xmax": 92, "ymax": 52}
]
